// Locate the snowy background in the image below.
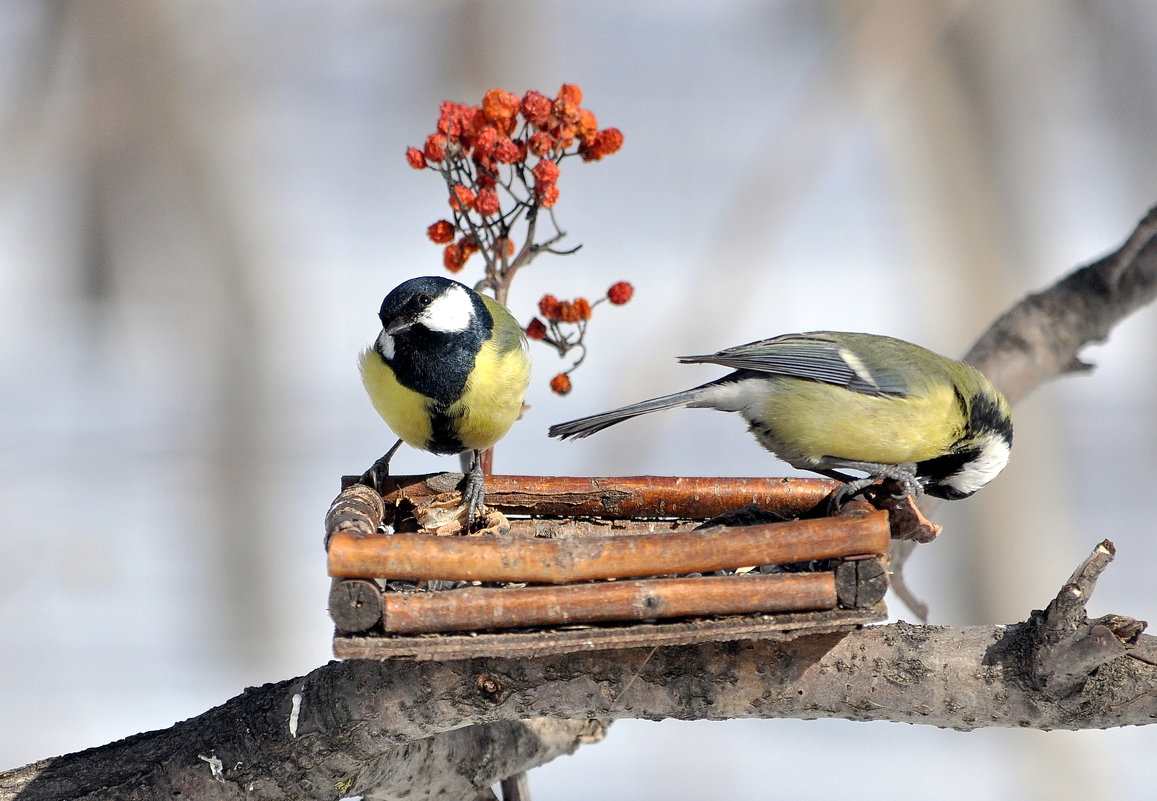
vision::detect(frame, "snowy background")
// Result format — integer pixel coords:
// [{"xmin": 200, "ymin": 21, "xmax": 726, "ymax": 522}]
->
[{"xmin": 2, "ymin": 2, "xmax": 1156, "ymax": 798}]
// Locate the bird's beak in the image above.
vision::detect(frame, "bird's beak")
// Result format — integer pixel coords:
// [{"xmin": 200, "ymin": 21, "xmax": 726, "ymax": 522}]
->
[{"xmin": 383, "ymin": 317, "xmax": 414, "ymax": 336}]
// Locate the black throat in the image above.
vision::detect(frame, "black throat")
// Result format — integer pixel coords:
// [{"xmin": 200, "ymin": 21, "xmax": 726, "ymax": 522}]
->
[{"xmin": 381, "ymin": 325, "xmax": 483, "ymax": 407}]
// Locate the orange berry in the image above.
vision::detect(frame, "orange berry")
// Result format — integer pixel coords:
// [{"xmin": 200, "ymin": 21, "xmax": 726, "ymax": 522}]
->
[
  {"xmin": 527, "ymin": 131, "xmax": 554, "ymax": 157},
  {"xmin": 532, "ymin": 159, "xmax": 560, "ymax": 184},
  {"xmin": 607, "ymin": 281, "xmax": 634, "ymax": 305},
  {"xmin": 449, "ymin": 184, "xmax": 475, "ymax": 212},
  {"xmin": 461, "ymin": 105, "xmax": 487, "ymax": 140},
  {"xmin": 557, "ymin": 83, "xmax": 583, "ymax": 107},
  {"xmin": 427, "ymin": 219, "xmax": 455, "ymax": 244},
  {"xmin": 577, "ymin": 109, "xmax": 598, "ymax": 143},
  {"xmin": 482, "ymin": 88, "xmax": 521, "ymax": 125},
  {"xmin": 597, "ymin": 127, "xmax": 624, "ymax": 156},
  {"xmin": 457, "ymin": 234, "xmax": 480, "ymax": 255},
  {"xmin": 405, "ymin": 147, "xmax": 426, "ymax": 169},
  {"xmin": 549, "ymin": 372, "xmax": 572, "ymax": 395},
  {"xmin": 493, "ymin": 138, "xmax": 521, "ymax": 164},
  {"xmin": 521, "ymin": 90, "xmax": 552, "ymax": 127},
  {"xmin": 573, "ymin": 297, "xmax": 592, "ymax": 321},
  {"xmin": 475, "ymin": 189, "xmax": 501, "ymax": 217},
  {"xmin": 538, "ymin": 294, "xmax": 562, "ymax": 321},
  {"xmin": 552, "ymin": 97, "xmax": 579, "ymax": 126},
  {"xmin": 536, "ymin": 183, "xmax": 560, "ymax": 208},
  {"xmin": 473, "ymin": 125, "xmax": 498, "ymax": 158},
  {"xmin": 437, "ymin": 101, "xmax": 463, "ymax": 137},
  {"xmin": 442, "ymin": 243, "xmax": 465, "ymax": 273},
  {"xmin": 525, "ymin": 318, "xmax": 548, "ymax": 340},
  {"xmin": 424, "ymin": 133, "xmax": 448, "ymax": 162}
]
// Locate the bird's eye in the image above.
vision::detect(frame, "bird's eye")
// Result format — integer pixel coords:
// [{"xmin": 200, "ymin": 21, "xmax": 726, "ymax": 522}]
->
[{"xmin": 417, "ymin": 293, "xmax": 432, "ymax": 306}]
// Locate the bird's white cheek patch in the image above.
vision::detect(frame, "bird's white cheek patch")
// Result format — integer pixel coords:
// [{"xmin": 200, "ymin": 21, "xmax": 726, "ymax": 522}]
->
[
  {"xmin": 378, "ymin": 331, "xmax": 396, "ymax": 360},
  {"xmin": 420, "ymin": 284, "xmax": 474, "ymax": 332},
  {"xmin": 946, "ymin": 436, "xmax": 1011, "ymax": 496}
]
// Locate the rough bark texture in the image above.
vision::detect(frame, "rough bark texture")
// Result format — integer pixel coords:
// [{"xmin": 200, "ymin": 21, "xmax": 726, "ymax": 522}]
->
[
  {"xmin": 0, "ymin": 701, "xmax": 605, "ymax": 801},
  {"xmin": 3, "ymin": 543, "xmax": 1153, "ymax": 800}
]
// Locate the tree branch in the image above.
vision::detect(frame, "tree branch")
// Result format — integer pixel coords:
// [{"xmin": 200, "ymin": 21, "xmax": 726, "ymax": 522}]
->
[
  {"xmin": 964, "ymin": 204, "xmax": 1157, "ymax": 401},
  {"xmin": 3, "ymin": 542, "xmax": 1152, "ymax": 800}
]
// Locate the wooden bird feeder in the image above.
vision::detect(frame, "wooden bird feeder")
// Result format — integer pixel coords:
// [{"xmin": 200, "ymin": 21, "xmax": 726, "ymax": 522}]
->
[{"xmin": 325, "ymin": 474, "xmax": 926, "ymax": 660}]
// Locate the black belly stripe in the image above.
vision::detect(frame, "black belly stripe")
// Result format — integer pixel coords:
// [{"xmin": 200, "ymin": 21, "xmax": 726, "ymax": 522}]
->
[{"xmin": 427, "ymin": 407, "xmax": 465, "ymax": 455}]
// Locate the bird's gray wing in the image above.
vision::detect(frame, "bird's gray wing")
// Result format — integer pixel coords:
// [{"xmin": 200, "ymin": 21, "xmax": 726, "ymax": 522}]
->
[{"xmin": 678, "ymin": 332, "xmax": 911, "ymax": 397}]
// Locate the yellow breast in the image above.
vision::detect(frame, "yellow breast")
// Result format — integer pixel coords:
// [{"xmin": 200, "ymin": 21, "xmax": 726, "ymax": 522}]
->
[
  {"xmin": 759, "ymin": 379, "xmax": 962, "ymax": 466},
  {"xmin": 359, "ymin": 339, "xmax": 530, "ymax": 453},
  {"xmin": 359, "ymin": 347, "xmax": 434, "ymax": 449},
  {"xmin": 447, "ymin": 339, "xmax": 531, "ymax": 451}
]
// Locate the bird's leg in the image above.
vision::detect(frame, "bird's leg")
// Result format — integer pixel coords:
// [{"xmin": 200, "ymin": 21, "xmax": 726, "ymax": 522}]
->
[
  {"xmin": 360, "ymin": 438, "xmax": 403, "ymax": 494},
  {"xmin": 459, "ymin": 449, "xmax": 486, "ymax": 527}
]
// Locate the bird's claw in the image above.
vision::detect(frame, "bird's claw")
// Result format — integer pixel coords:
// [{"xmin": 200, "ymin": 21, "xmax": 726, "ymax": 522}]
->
[
  {"xmin": 359, "ymin": 439, "xmax": 402, "ymax": 495},
  {"xmin": 459, "ymin": 469, "xmax": 486, "ymax": 529},
  {"xmin": 359, "ymin": 459, "xmax": 388, "ymax": 494},
  {"xmin": 826, "ymin": 475, "xmax": 922, "ymax": 515}
]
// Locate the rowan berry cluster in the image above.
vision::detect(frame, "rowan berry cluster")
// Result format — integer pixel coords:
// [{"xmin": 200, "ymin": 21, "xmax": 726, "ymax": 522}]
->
[
  {"xmin": 526, "ymin": 282, "xmax": 634, "ymax": 395},
  {"xmin": 406, "ymin": 84, "xmax": 622, "ymax": 293},
  {"xmin": 406, "ymin": 84, "xmax": 629, "ymax": 395}
]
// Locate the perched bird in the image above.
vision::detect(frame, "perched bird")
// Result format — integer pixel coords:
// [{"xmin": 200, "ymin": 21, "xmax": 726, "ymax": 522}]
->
[
  {"xmin": 549, "ymin": 331, "xmax": 1012, "ymax": 503},
  {"xmin": 360, "ymin": 276, "xmax": 530, "ymax": 523}
]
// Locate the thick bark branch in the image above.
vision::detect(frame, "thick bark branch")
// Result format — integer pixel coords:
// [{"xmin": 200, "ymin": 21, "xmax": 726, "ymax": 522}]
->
[
  {"xmin": 4, "ymin": 592, "xmax": 1152, "ymax": 800},
  {"xmin": 0, "ymin": 704, "xmax": 606, "ymax": 801},
  {"xmin": 964, "ymin": 204, "xmax": 1157, "ymax": 401}
]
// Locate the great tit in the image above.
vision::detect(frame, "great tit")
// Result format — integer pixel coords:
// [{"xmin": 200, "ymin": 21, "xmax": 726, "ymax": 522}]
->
[
  {"xmin": 359, "ymin": 276, "xmax": 531, "ymax": 522},
  {"xmin": 549, "ymin": 331, "xmax": 1012, "ymax": 502}
]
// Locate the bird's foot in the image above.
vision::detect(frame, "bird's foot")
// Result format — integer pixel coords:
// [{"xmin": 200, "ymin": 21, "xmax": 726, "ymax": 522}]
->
[
  {"xmin": 359, "ymin": 458, "xmax": 389, "ymax": 494},
  {"xmin": 359, "ymin": 439, "xmax": 403, "ymax": 495},
  {"xmin": 824, "ymin": 477, "xmax": 876, "ymax": 515},
  {"xmin": 821, "ymin": 465, "xmax": 922, "ymax": 515},
  {"xmin": 458, "ymin": 469, "xmax": 486, "ymax": 530}
]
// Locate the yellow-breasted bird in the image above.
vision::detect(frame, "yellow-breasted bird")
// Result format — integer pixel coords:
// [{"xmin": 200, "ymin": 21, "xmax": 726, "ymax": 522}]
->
[
  {"xmin": 360, "ymin": 276, "xmax": 530, "ymax": 522},
  {"xmin": 549, "ymin": 331, "xmax": 1012, "ymax": 503}
]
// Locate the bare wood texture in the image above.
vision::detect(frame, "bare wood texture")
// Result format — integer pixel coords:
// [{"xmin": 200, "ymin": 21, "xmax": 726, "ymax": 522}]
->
[
  {"xmin": 328, "ymin": 511, "xmax": 889, "ymax": 583},
  {"xmin": 1028, "ymin": 540, "xmax": 1147, "ymax": 697},
  {"xmin": 834, "ymin": 557, "xmax": 888, "ymax": 608},
  {"xmin": 328, "ymin": 579, "xmax": 384, "ymax": 633},
  {"xmin": 501, "ymin": 516, "xmax": 702, "ymax": 537},
  {"xmin": 324, "ymin": 481, "xmax": 384, "ymax": 545},
  {"xmin": 334, "ymin": 606, "xmax": 886, "ymax": 660},
  {"xmin": 381, "ymin": 573, "xmax": 837, "ymax": 633},
  {"xmin": 356, "ymin": 473, "xmax": 837, "ymax": 519}
]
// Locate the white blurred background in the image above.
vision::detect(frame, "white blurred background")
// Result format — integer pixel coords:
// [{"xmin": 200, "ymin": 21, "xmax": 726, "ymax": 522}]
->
[{"xmin": 2, "ymin": 1, "xmax": 1156, "ymax": 798}]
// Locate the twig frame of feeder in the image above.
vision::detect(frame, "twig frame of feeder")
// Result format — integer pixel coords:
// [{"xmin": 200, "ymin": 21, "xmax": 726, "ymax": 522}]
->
[
  {"xmin": 327, "ymin": 510, "xmax": 890, "ymax": 583},
  {"xmin": 352, "ymin": 473, "xmax": 838, "ymax": 519}
]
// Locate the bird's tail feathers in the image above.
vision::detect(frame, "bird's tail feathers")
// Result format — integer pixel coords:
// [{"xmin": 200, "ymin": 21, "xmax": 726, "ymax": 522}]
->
[{"xmin": 547, "ymin": 389, "xmax": 703, "ymax": 440}]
